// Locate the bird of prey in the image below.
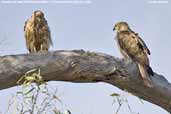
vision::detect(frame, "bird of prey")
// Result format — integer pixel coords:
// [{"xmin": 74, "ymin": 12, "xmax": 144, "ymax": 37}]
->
[
  {"xmin": 24, "ymin": 10, "xmax": 53, "ymax": 53},
  {"xmin": 113, "ymin": 22, "xmax": 154, "ymax": 87}
]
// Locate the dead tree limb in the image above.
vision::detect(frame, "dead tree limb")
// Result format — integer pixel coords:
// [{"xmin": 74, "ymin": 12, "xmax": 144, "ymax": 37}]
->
[{"xmin": 0, "ymin": 50, "xmax": 170, "ymax": 113}]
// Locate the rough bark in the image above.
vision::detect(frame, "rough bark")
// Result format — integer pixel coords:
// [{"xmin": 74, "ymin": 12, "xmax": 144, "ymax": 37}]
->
[{"xmin": 0, "ymin": 50, "xmax": 170, "ymax": 113}]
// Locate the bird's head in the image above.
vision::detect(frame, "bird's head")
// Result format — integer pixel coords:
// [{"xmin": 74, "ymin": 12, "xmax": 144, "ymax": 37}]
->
[
  {"xmin": 34, "ymin": 10, "xmax": 44, "ymax": 18},
  {"xmin": 113, "ymin": 22, "xmax": 130, "ymax": 32},
  {"xmin": 32, "ymin": 10, "xmax": 44, "ymax": 22}
]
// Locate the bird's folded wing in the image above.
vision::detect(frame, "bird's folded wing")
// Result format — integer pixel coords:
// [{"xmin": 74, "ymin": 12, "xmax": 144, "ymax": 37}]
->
[{"xmin": 131, "ymin": 32, "xmax": 151, "ymax": 55}]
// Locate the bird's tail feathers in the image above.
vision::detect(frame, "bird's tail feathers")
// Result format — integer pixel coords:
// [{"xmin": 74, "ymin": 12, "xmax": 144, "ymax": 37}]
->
[
  {"xmin": 146, "ymin": 65, "xmax": 154, "ymax": 76},
  {"xmin": 138, "ymin": 64, "xmax": 153, "ymax": 87}
]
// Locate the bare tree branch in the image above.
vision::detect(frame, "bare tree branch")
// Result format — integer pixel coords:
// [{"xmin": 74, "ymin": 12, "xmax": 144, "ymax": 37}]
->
[{"xmin": 0, "ymin": 50, "xmax": 170, "ymax": 113}]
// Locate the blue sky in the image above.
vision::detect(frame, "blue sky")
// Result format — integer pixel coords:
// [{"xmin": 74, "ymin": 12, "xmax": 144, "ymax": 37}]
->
[{"xmin": 0, "ymin": 0, "xmax": 170, "ymax": 114}]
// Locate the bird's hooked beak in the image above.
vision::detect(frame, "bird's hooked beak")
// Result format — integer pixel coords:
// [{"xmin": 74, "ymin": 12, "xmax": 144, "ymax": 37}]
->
[
  {"xmin": 113, "ymin": 27, "xmax": 115, "ymax": 31},
  {"xmin": 113, "ymin": 25, "xmax": 116, "ymax": 31}
]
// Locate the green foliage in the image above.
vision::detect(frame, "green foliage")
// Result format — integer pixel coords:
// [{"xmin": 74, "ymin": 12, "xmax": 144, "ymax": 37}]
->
[
  {"xmin": 17, "ymin": 68, "xmax": 45, "ymax": 86},
  {"xmin": 110, "ymin": 93, "xmax": 120, "ymax": 97},
  {"xmin": 111, "ymin": 92, "xmax": 141, "ymax": 114},
  {"xmin": 3, "ymin": 68, "xmax": 71, "ymax": 114}
]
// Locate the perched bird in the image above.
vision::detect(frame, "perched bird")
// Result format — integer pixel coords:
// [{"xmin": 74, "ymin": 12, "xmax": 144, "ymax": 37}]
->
[
  {"xmin": 113, "ymin": 22, "xmax": 154, "ymax": 87},
  {"xmin": 24, "ymin": 10, "xmax": 53, "ymax": 53}
]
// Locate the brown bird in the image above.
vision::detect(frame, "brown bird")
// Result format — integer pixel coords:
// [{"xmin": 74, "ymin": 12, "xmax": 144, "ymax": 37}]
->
[
  {"xmin": 113, "ymin": 22, "xmax": 154, "ymax": 87},
  {"xmin": 24, "ymin": 10, "xmax": 53, "ymax": 53}
]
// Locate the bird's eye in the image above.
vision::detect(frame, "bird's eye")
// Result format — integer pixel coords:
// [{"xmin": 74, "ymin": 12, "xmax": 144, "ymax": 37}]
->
[{"xmin": 115, "ymin": 25, "xmax": 119, "ymax": 30}]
